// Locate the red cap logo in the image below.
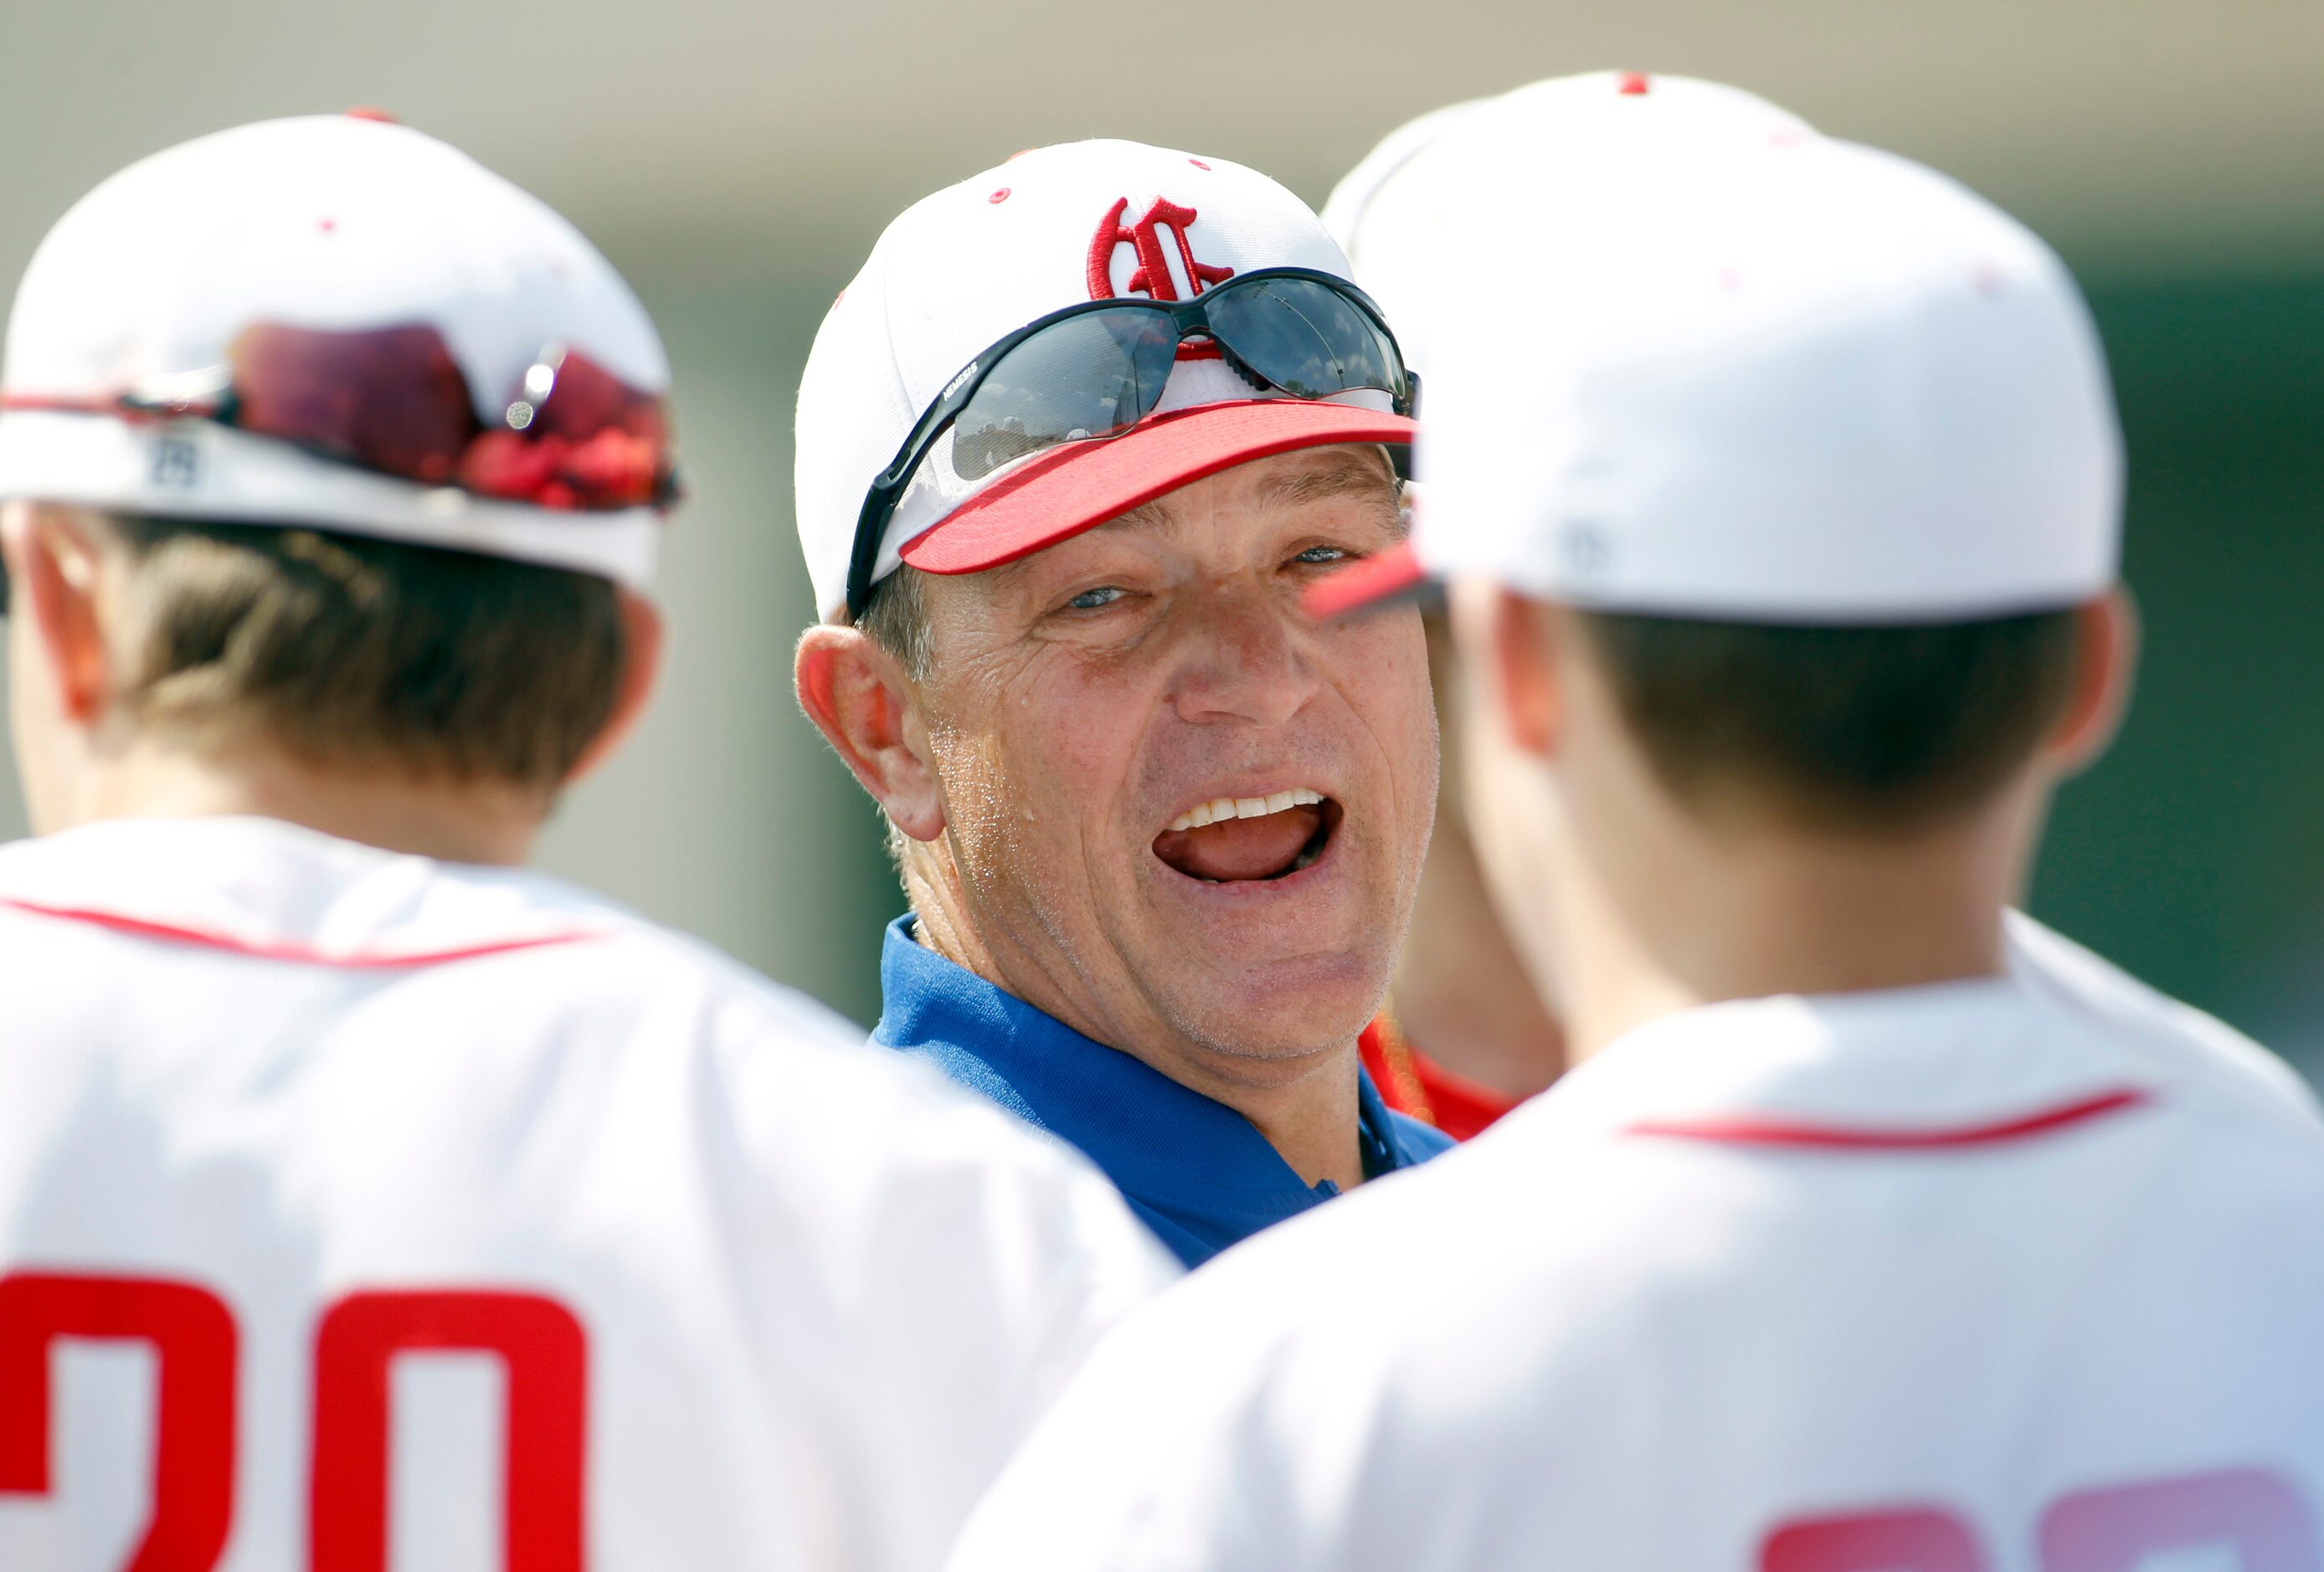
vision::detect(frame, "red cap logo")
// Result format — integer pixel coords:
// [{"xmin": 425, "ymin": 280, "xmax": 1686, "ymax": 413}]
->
[{"xmin": 1086, "ymin": 198, "xmax": 1234, "ymax": 301}]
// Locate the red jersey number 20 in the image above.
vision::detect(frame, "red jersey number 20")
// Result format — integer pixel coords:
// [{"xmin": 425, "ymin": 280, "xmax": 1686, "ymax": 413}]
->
[{"xmin": 0, "ymin": 1271, "xmax": 586, "ymax": 1571}]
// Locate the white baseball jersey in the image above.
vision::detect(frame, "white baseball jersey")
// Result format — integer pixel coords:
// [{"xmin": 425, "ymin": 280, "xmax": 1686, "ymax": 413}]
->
[
  {"xmin": 0, "ymin": 815, "xmax": 1177, "ymax": 1572},
  {"xmin": 949, "ymin": 915, "xmax": 2324, "ymax": 1572}
]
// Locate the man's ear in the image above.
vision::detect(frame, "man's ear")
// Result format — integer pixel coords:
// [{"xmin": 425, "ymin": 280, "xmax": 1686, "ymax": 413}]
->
[
  {"xmin": 2044, "ymin": 587, "xmax": 2140, "ymax": 778},
  {"xmin": 1449, "ymin": 578, "xmax": 1565, "ymax": 761},
  {"xmin": 794, "ymin": 624, "xmax": 945, "ymax": 842},
  {"xmin": 566, "ymin": 588, "xmax": 665, "ymax": 785},
  {"xmin": 2, "ymin": 502, "xmax": 112, "ymax": 724}
]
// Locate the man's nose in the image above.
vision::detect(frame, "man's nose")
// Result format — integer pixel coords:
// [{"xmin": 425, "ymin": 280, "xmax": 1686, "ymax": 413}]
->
[{"xmin": 1164, "ymin": 583, "xmax": 1319, "ymax": 727}]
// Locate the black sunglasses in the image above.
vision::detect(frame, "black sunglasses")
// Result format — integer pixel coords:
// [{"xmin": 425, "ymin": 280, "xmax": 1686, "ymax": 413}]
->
[{"xmin": 845, "ymin": 266, "xmax": 1417, "ymax": 619}]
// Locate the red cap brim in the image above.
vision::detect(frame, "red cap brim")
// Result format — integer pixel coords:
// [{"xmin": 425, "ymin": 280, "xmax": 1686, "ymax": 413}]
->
[
  {"xmin": 898, "ymin": 399, "xmax": 1417, "ymax": 578},
  {"xmin": 1301, "ymin": 540, "xmax": 1429, "ymax": 620}
]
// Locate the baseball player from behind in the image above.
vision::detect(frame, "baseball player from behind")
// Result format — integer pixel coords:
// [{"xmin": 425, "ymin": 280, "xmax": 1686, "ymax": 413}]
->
[
  {"xmin": 947, "ymin": 84, "xmax": 2324, "ymax": 1572},
  {"xmin": 1324, "ymin": 74, "xmax": 1825, "ymax": 1138},
  {"xmin": 0, "ymin": 116, "xmax": 1174, "ymax": 1571}
]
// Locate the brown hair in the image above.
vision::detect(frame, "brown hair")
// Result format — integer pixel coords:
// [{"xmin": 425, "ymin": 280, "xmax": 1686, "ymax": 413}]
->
[
  {"xmin": 1576, "ymin": 608, "xmax": 2082, "ymax": 830},
  {"xmin": 107, "ymin": 515, "xmax": 626, "ymax": 791}
]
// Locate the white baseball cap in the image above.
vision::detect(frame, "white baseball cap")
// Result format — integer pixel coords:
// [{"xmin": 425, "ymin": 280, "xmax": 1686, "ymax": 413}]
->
[
  {"xmin": 794, "ymin": 138, "xmax": 1417, "ymax": 624},
  {"xmin": 0, "ymin": 115, "xmax": 674, "ymax": 588},
  {"xmin": 1324, "ymin": 71, "xmax": 1814, "ymax": 388},
  {"xmin": 1310, "ymin": 82, "xmax": 2122, "ymax": 625}
]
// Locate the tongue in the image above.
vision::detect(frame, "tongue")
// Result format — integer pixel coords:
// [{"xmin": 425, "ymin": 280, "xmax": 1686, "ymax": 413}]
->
[{"xmin": 1153, "ymin": 805, "xmax": 1324, "ymax": 882}]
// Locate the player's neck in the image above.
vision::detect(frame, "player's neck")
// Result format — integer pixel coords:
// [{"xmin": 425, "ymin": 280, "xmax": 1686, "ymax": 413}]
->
[
  {"xmin": 1555, "ymin": 786, "xmax": 2043, "ymax": 1066},
  {"xmin": 61, "ymin": 740, "xmax": 548, "ymax": 867}
]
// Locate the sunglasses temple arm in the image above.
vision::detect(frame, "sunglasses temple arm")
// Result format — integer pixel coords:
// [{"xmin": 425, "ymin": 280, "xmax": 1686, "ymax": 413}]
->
[{"xmin": 848, "ymin": 367, "xmax": 1000, "ymax": 616}]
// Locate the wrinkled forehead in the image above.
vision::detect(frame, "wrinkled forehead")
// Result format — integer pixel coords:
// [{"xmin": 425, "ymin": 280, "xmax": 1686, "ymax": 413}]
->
[{"xmin": 891, "ymin": 450, "xmax": 1403, "ymax": 660}]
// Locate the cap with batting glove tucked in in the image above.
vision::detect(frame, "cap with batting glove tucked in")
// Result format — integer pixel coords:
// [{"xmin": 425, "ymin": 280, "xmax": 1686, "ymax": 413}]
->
[
  {"xmin": 0, "ymin": 115, "xmax": 675, "ymax": 588},
  {"xmin": 1309, "ymin": 84, "xmax": 2121, "ymax": 625},
  {"xmin": 794, "ymin": 138, "xmax": 1417, "ymax": 624}
]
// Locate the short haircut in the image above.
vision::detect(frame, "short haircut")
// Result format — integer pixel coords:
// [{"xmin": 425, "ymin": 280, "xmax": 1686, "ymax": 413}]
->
[
  {"xmin": 1575, "ymin": 608, "xmax": 2082, "ymax": 830},
  {"xmin": 107, "ymin": 515, "xmax": 626, "ymax": 791},
  {"xmin": 856, "ymin": 561, "xmax": 932, "ymax": 681}
]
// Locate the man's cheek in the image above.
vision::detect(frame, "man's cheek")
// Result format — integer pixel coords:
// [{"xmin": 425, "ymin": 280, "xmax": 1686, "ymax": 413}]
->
[{"xmin": 1026, "ymin": 692, "xmax": 1141, "ymax": 819}]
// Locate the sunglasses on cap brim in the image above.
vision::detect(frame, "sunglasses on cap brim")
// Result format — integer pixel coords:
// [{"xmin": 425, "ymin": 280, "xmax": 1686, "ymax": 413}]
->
[
  {"xmin": 2, "ymin": 321, "xmax": 681, "ymax": 519},
  {"xmin": 845, "ymin": 266, "xmax": 1417, "ymax": 621}
]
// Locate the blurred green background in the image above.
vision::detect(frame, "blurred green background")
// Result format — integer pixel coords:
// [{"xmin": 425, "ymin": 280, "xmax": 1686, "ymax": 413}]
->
[{"xmin": 0, "ymin": 0, "xmax": 2317, "ymax": 1072}]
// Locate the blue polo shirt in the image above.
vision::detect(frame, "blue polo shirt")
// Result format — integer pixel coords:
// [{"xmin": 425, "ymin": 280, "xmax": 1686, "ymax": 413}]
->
[{"xmin": 873, "ymin": 915, "xmax": 1452, "ymax": 1267}]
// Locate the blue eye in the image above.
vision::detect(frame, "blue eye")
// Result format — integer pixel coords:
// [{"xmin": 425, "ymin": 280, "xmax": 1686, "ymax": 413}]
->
[
  {"xmin": 1293, "ymin": 546, "xmax": 1347, "ymax": 565},
  {"xmin": 1068, "ymin": 587, "xmax": 1125, "ymax": 610}
]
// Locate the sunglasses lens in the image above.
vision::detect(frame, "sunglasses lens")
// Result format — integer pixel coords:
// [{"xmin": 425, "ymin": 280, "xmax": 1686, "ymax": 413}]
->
[
  {"xmin": 225, "ymin": 326, "xmax": 676, "ymax": 511},
  {"xmin": 229, "ymin": 323, "xmax": 478, "ymax": 486},
  {"xmin": 1203, "ymin": 276, "xmax": 1403, "ymax": 403},
  {"xmin": 465, "ymin": 348, "xmax": 676, "ymax": 511},
  {"xmin": 946, "ymin": 308, "xmax": 1177, "ymax": 483}
]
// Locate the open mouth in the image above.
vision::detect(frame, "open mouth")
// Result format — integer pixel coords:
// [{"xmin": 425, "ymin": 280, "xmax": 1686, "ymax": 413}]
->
[{"xmin": 1151, "ymin": 789, "xmax": 1342, "ymax": 884}]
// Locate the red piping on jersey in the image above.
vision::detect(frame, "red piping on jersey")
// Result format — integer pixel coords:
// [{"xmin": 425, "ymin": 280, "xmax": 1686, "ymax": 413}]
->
[
  {"xmin": 1625, "ymin": 1087, "xmax": 2152, "ymax": 1150},
  {"xmin": 0, "ymin": 896, "xmax": 603, "ymax": 970}
]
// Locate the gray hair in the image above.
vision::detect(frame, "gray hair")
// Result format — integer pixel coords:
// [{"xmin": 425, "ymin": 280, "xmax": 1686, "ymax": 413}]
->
[{"xmin": 854, "ymin": 563, "xmax": 933, "ymax": 682}]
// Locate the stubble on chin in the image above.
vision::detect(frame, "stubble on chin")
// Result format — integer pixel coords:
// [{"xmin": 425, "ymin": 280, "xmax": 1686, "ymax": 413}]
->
[{"xmin": 1115, "ymin": 912, "xmax": 1394, "ymax": 1076}]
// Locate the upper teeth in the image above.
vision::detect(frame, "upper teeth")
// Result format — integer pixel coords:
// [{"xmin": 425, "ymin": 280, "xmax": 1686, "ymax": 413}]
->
[{"xmin": 1168, "ymin": 788, "xmax": 1324, "ymax": 833}]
